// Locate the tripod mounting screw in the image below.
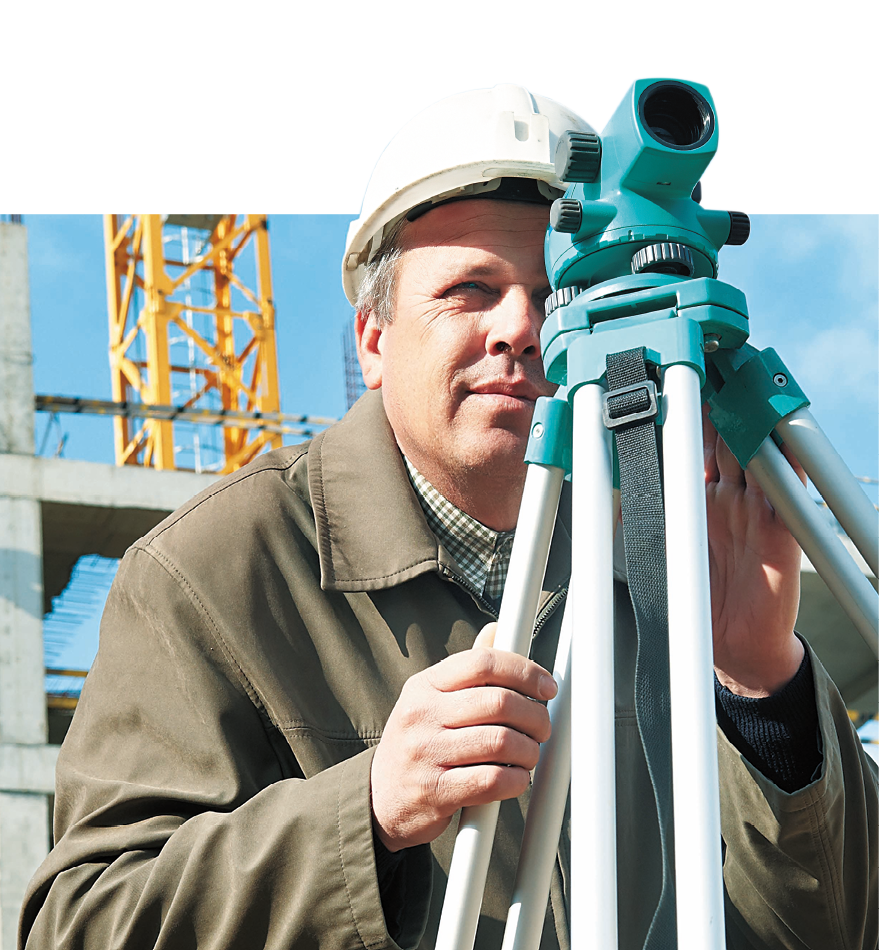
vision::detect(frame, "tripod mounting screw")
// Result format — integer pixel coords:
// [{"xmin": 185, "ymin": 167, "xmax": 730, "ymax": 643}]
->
[
  {"xmin": 631, "ymin": 242, "xmax": 695, "ymax": 277},
  {"xmin": 550, "ymin": 198, "xmax": 582, "ymax": 234},
  {"xmin": 554, "ymin": 130, "xmax": 601, "ymax": 183}
]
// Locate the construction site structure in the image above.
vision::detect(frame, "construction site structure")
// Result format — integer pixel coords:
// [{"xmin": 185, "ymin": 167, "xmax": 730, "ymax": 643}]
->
[
  {"xmin": 0, "ymin": 222, "xmax": 218, "ymax": 949},
  {"xmin": 105, "ymin": 214, "xmax": 283, "ymax": 473}
]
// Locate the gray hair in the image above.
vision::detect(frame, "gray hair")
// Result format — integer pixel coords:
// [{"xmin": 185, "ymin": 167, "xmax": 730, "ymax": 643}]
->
[{"xmin": 354, "ymin": 216, "xmax": 410, "ymax": 327}]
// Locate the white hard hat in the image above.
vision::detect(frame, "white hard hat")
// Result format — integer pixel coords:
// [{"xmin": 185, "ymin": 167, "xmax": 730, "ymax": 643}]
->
[{"xmin": 342, "ymin": 83, "xmax": 594, "ymax": 305}]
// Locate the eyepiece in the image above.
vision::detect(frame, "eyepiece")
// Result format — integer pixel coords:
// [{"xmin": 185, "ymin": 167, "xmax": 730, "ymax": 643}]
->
[{"xmin": 638, "ymin": 81, "xmax": 714, "ymax": 151}]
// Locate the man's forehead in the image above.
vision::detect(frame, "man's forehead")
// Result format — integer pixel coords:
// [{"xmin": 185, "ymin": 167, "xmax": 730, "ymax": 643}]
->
[
  {"xmin": 400, "ymin": 231, "xmax": 551, "ymax": 292},
  {"xmin": 401, "ymin": 199, "xmax": 549, "ymax": 253}
]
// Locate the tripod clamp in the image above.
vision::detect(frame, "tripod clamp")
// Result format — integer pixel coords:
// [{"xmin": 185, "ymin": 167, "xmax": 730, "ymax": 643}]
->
[
  {"xmin": 533, "ymin": 272, "xmax": 817, "ymax": 478},
  {"xmin": 540, "ymin": 273, "xmax": 749, "ymax": 395}
]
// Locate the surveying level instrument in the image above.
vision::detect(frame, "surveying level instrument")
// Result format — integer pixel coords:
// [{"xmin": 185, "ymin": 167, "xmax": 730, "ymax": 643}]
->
[{"xmin": 435, "ymin": 78, "xmax": 879, "ymax": 950}]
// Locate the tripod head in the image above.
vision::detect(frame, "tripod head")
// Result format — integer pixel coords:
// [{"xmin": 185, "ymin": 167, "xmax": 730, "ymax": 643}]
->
[{"xmin": 545, "ymin": 79, "xmax": 749, "ymax": 297}]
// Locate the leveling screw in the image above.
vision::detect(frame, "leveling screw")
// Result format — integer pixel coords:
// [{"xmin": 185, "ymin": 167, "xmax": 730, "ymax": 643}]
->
[{"xmin": 703, "ymin": 334, "xmax": 720, "ymax": 353}]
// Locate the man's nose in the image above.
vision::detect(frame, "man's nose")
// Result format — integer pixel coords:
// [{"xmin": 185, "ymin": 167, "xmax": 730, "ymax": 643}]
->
[{"xmin": 485, "ymin": 289, "xmax": 543, "ymax": 358}]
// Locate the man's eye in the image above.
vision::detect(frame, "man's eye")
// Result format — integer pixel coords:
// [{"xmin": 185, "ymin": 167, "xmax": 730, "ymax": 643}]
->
[{"xmin": 447, "ymin": 281, "xmax": 484, "ymax": 293}]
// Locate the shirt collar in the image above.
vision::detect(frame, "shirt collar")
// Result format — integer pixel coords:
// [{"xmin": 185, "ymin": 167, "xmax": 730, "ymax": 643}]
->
[{"xmin": 402, "ymin": 456, "xmax": 514, "ymax": 604}]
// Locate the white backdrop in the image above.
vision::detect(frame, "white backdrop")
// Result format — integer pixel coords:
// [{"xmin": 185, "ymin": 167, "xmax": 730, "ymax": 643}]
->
[{"xmin": 3, "ymin": 0, "xmax": 877, "ymax": 214}]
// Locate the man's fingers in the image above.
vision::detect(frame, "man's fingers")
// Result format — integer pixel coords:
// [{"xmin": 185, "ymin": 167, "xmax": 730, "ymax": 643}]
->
[
  {"xmin": 433, "ymin": 764, "xmax": 533, "ymax": 810},
  {"xmin": 440, "ymin": 685, "xmax": 552, "ymax": 742},
  {"xmin": 779, "ymin": 441, "xmax": 807, "ymax": 487},
  {"xmin": 713, "ymin": 424, "xmax": 748, "ymax": 486},
  {"xmin": 426, "ymin": 645, "xmax": 557, "ymax": 701},
  {"xmin": 430, "ymin": 723, "xmax": 543, "ymax": 771}
]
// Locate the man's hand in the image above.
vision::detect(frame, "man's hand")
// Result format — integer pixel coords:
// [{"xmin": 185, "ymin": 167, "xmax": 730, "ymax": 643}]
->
[
  {"xmin": 703, "ymin": 407, "xmax": 805, "ymax": 697},
  {"xmin": 370, "ymin": 624, "xmax": 557, "ymax": 852}
]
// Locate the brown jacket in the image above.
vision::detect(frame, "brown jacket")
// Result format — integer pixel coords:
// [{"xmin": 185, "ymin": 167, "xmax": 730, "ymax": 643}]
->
[{"xmin": 20, "ymin": 391, "xmax": 878, "ymax": 949}]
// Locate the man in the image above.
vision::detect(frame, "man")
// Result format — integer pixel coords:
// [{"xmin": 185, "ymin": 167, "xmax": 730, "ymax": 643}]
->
[{"xmin": 20, "ymin": 86, "xmax": 877, "ymax": 950}]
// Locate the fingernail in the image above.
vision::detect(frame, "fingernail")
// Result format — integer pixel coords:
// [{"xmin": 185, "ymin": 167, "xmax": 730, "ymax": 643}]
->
[{"xmin": 539, "ymin": 674, "xmax": 558, "ymax": 700}]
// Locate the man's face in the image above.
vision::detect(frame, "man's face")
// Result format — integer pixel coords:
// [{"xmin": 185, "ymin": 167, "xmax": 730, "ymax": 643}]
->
[{"xmin": 357, "ymin": 199, "xmax": 554, "ymax": 500}]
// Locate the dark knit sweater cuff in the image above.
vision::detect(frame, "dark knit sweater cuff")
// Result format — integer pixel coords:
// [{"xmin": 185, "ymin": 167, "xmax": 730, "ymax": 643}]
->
[
  {"xmin": 714, "ymin": 646, "xmax": 821, "ymax": 792},
  {"xmin": 373, "ymin": 830, "xmax": 407, "ymax": 939}
]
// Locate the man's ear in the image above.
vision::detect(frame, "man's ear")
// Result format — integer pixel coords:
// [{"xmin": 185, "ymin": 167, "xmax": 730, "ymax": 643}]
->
[{"xmin": 355, "ymin": 310, "xmax": 384, "ymax": 390}]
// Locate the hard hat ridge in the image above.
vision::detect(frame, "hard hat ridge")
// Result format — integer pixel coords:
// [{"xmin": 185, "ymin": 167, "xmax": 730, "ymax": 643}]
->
[
  {"xmin": 342, "ymin": 83, "xmax": 594, "ymax": 306},
  {"xmin": 404, "ymin": 177, "xmax": 560, "ymax": 223}
]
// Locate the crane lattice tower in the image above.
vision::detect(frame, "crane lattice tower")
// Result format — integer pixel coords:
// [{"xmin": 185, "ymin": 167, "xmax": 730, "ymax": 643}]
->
[{"xmin": 104, "ymin": 214, "xmax": 282, "ymax": 473}]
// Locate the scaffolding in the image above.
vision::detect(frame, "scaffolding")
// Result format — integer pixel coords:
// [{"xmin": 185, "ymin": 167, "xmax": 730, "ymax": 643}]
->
[
  {"xmin": 342, "ymin": 321, "xmax": 366, "ymax": 410},
  {"xmin": 104, "ymin": 214, "xmax": 282, "ymax": 473}
]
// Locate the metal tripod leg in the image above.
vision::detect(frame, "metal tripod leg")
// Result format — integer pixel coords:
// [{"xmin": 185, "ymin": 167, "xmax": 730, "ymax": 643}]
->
[
  {"xmin": 775, "ymin": 408, "xmax": 879, "ymax": 577},
  {"xmin": 501, "ymin": 601, "xmax": 573, "ymax": 950},
  {"xmin": 435, "ymin": 462, "xmax": 566, "ymax": 950},
  {"xmin": 663, "ymin": 364, "xmax": 726, "ymax": 949},
  {"xmin": 569, "ymin": 382, "xmax": 619, "ymax": 949},
  {"xmin": 496, "ymin": 381, "xmax": 617, "ymax": 950},
  {"xmin": 747, "ymin": 436, "xmax": 879, "ymax": 658}
]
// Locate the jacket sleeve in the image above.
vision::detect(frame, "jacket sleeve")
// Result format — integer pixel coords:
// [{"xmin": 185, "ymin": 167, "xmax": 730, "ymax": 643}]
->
[
  {"xmin": 19, "ymin": 545, "xmax": 432, "ymax": 950},
  {"xmin": 719, "ymin": 642, "xmax": 878, "ymax": 950}
]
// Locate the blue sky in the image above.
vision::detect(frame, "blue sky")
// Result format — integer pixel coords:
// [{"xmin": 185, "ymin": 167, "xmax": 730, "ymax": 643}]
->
[{"xmin": 28, "ymin": 212, "xmax": 878, "ymax": 676}]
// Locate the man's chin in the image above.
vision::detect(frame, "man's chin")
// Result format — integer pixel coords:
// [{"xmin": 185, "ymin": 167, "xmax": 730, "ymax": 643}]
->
[{"xmin": 459, "ymin": 430, "xmax": 531, "ymax": 474}]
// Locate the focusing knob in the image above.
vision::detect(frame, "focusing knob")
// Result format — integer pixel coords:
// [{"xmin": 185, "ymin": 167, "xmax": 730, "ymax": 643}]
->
[
  {"xmin": 725, "ymin": 211, "xmax": 750, "ymax": 246},
  {"xmin": 554, "ymin": 130, "xmax": 601, "ymax": 183},
  {"xmin": 545, "ymin": 285, "xmax": 586, "ymax": 317},
  {"xmin": 631, "ymin": 242, "xmax": 695, "ymax": 277},
  {"xmin": 550, "ymin": 198, "xmax": 582, "ymax": 234}
]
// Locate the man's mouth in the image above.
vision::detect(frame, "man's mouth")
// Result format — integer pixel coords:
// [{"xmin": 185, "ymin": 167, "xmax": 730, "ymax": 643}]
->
[{"xmin": 468, "ymin": 380, "xmax": 544, "ymax": 404}]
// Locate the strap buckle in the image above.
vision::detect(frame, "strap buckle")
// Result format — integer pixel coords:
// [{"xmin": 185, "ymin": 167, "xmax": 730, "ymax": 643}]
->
[{"xmin": 602, "ymin": 379, "xmax": 659, "ymax": 430}]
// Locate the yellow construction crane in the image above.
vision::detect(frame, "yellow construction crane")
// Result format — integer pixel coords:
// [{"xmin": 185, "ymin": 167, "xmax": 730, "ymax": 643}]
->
[{"xmin": 104, "ymin": 214, "xmax": 282, "ymax": 472}]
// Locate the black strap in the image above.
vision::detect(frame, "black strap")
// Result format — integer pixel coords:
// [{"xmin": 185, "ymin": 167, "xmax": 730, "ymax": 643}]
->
[{"xmin": 605, "ymin": 348, "xmax": 676, "ymax": 950}]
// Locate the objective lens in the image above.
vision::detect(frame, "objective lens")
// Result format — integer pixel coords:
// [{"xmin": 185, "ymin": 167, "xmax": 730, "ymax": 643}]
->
[{"xmin": 638, "ymin": 82, "xmax": 714, "ymax": 151}]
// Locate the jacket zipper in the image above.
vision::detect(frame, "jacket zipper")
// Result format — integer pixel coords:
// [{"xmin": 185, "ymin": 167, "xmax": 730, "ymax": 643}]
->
[
  {"xmin": 439, "ymin": 565, "xmax": 569, "ymax": 640},
  {"xmin": 533, "ymin": 586, "xmax": 568, "ymax": 637},
  {"xmin": 439, "ymin": 565, "xmax": 500, "ymax": 619}
]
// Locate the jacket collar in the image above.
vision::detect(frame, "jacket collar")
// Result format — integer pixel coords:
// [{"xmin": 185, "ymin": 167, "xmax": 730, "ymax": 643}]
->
[
  {"xmin": 309, "ymin": 390, "xmax": 446, "ymax": 592},
  {"xmin": 309, "ymin": 389, "xmax": 572, "ymax": 599}
]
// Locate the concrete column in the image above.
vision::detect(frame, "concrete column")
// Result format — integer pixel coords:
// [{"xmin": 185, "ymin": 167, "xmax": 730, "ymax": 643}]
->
[
  {"xmin": 0, "ymin": 223, "xmax": 48, "ymax": 950},
  {"xmin": 0, "ymin": 793, "xmax": 49, "ymax": 950},
  {"xmin": 0, "ymin": 223, "xmax": 35, "ymax": 455},
  {"xmin": 0, "ymin": 496, "xmax": 45, "ymax": 747}
]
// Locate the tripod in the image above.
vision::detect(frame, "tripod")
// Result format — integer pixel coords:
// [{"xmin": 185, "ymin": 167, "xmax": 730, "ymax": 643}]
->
[{"xmin": 434, "ymin": 79, "xmax": 879, "ymax": 950}]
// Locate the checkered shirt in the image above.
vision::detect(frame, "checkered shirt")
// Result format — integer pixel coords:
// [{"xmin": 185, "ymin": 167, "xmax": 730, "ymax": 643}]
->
[{"xmin": 403, "ymin": 456, "xmax": 514, "ymax": 605}]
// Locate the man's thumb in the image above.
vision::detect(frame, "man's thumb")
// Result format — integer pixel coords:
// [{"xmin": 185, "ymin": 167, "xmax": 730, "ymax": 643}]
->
[{"xmin": 473, "ymin": 623, "xmax": 497, "ymax": 649}]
